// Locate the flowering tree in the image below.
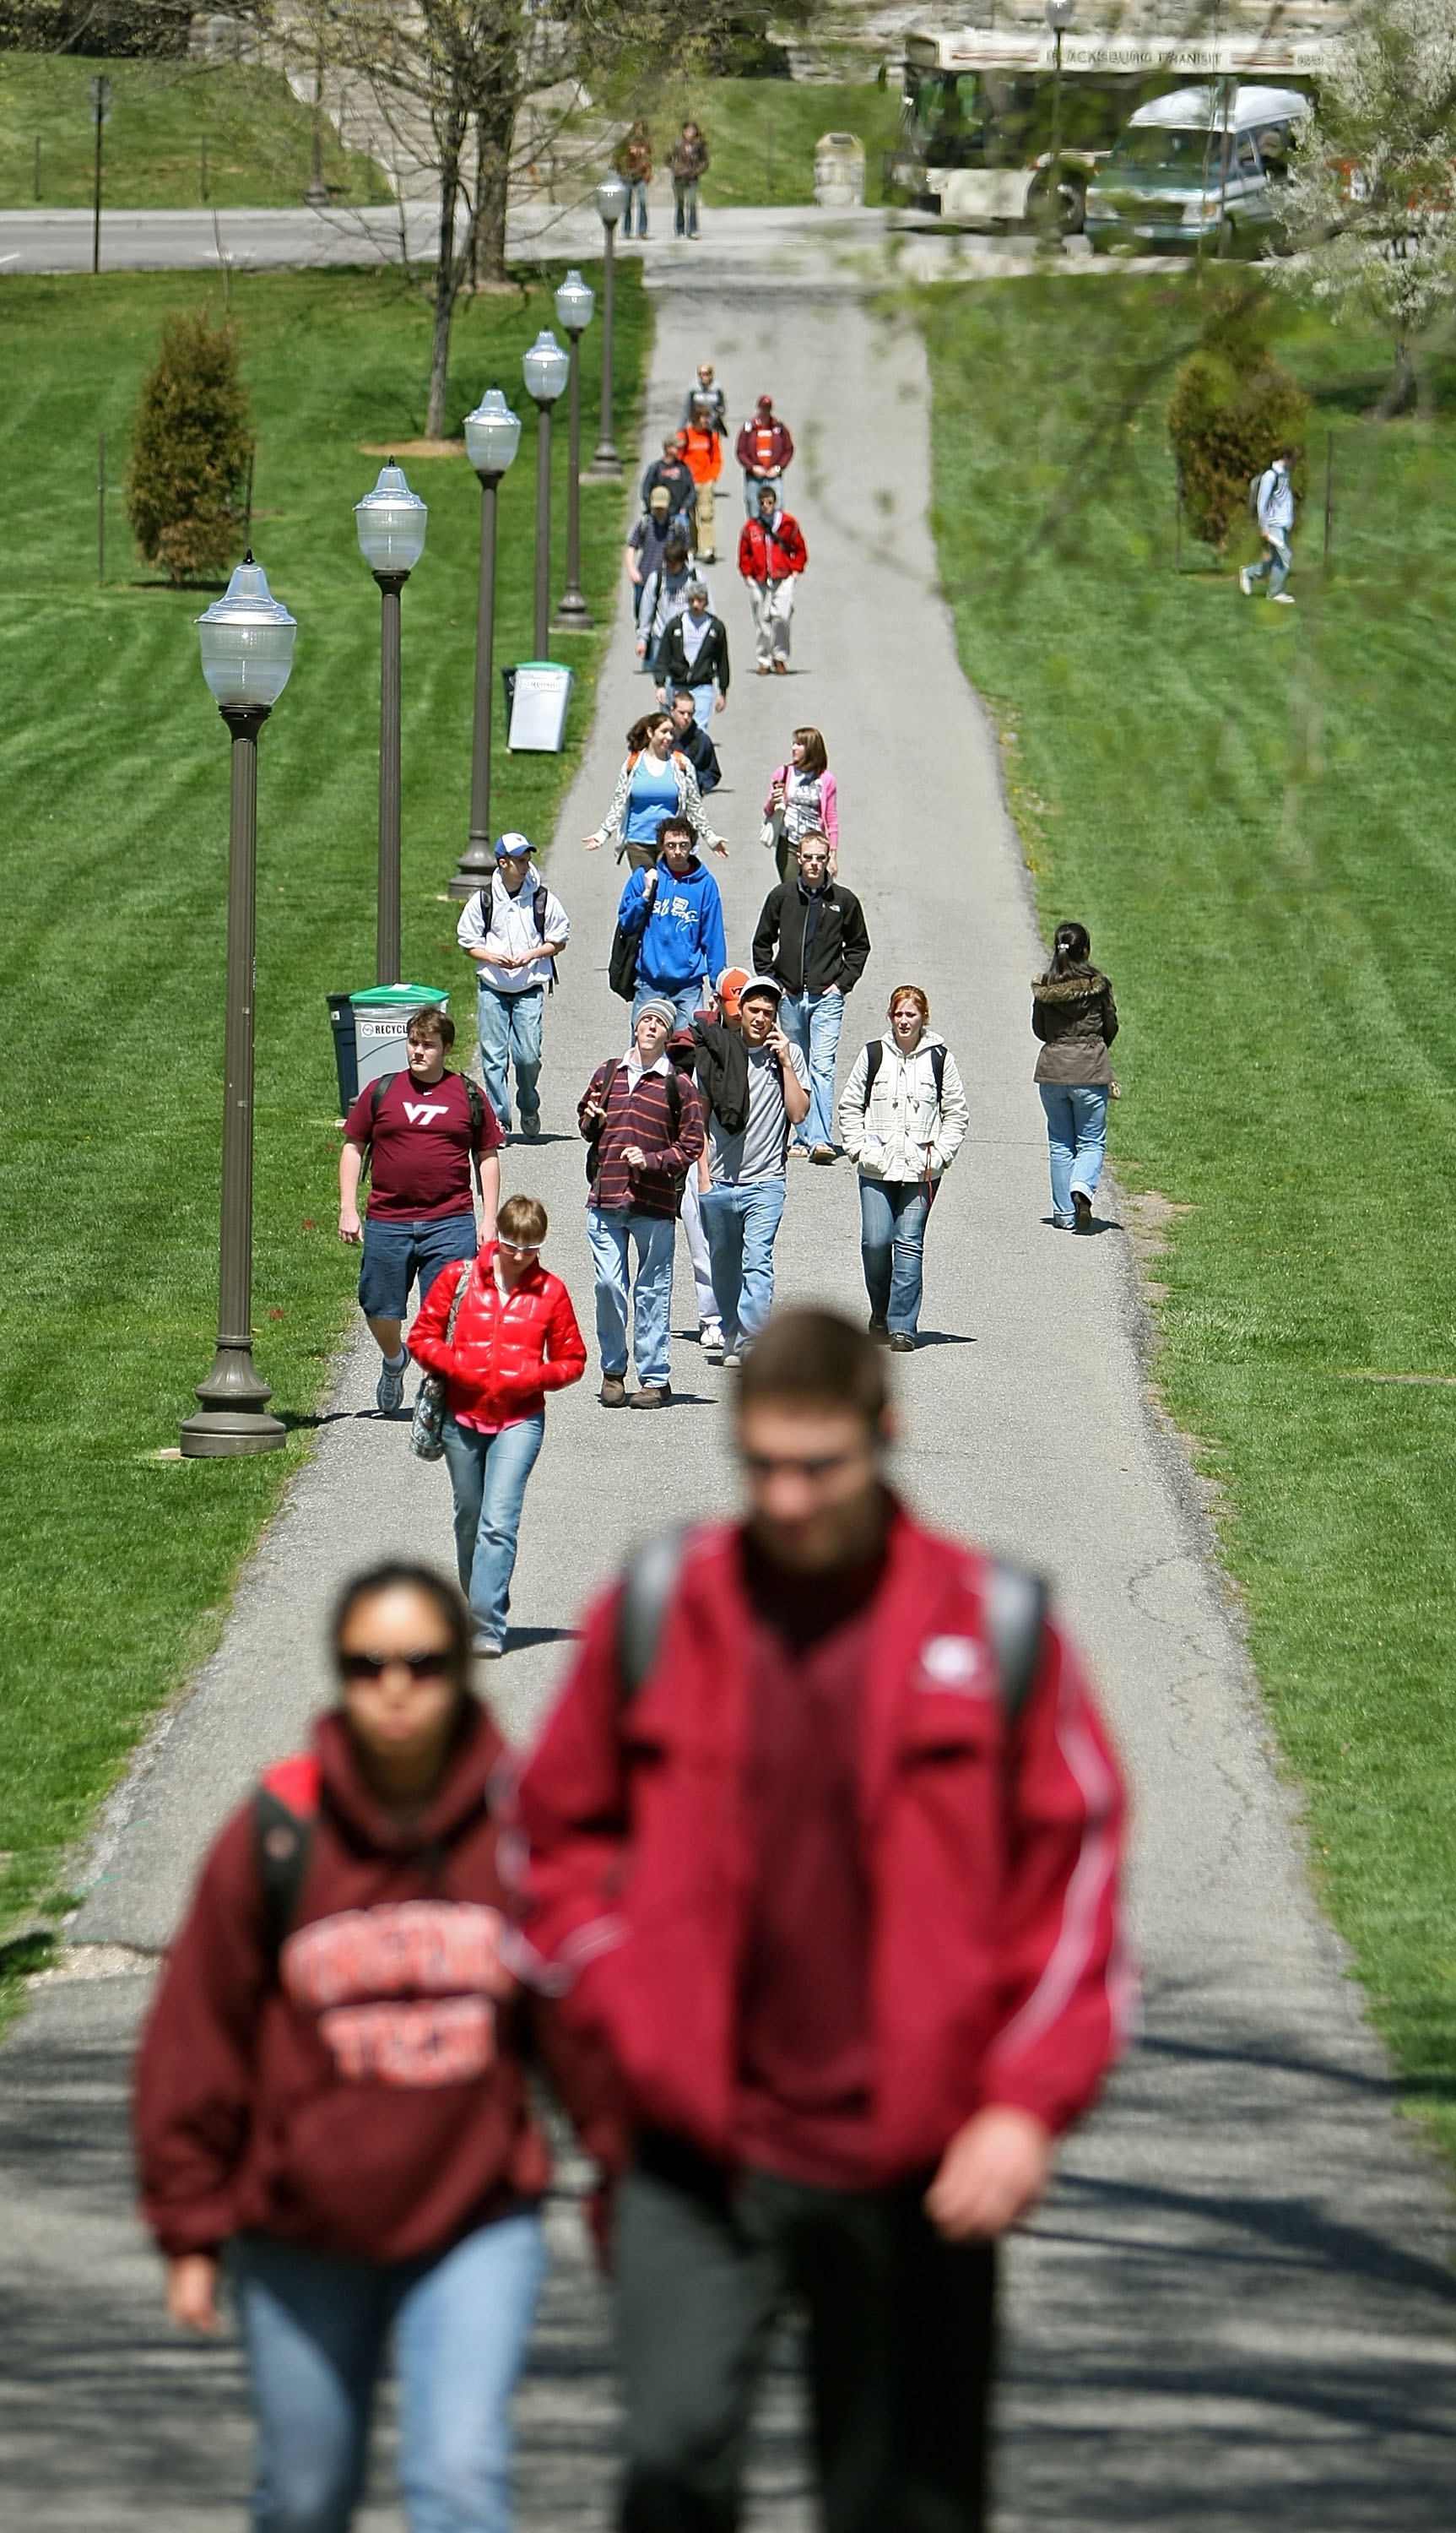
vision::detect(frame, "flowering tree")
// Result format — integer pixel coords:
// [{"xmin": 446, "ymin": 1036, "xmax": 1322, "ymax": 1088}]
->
[{"xmin": 1277, "ymin": 0, "xmax": 1456, "ymax": 404}]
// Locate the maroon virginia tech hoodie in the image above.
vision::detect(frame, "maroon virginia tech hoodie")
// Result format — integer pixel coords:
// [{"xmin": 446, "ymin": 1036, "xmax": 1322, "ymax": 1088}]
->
[{"xmin": 134, "ymin": 1700, "xmax": 554, "ymax": 2263}]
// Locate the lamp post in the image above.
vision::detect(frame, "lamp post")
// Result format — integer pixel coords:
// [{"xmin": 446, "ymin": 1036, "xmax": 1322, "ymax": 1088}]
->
[
  {"xmin": 355, "ymin": 459, "xmax": 428, "ymax": 984},
  {"xmin": 1045, "ymin": 0, "xmax": 1074, "ymax": 247},
  {"xmin": 522, "ymin": 328, "xmax": 571, "ymax": 660},
  {"xmin": 449, "ymin": 384, "xmax": 522, "ymax": 900},
  {"xmin": 585, "ymin": 172, "xmax": 628, "ymax": 480},
  {"xmin": 551, "ymin": 267, "xmax": 595, "ymax": 632},
  {"xmin": 181, "ymin": 556, "xmax": 297, "ymax": 1458}
]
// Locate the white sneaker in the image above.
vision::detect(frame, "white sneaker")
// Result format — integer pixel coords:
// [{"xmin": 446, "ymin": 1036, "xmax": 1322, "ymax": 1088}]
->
[
  {"xmin": 721, "ymin": 1348, "xmax": 744, "ymax": 1370},
  {"xmin": 700, "ymin": 1323, "xmax": 724, "ymax": 1356},
  {"xmin": 1238, "ymin": 567, "xmax": 1252, "ymax": 596},
  {"xmin": 1271, "ymin": 591, "xmax": 1296, "ymax": 604},
  {"xmin": 376, "ymin": 1352, "xmax": 407, "ymax": 1413}
]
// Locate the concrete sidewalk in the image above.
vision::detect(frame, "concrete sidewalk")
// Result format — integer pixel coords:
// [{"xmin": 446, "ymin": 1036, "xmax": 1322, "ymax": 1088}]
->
[{"xmin": 3, "ymin": 251, "xmax": 1453, "ymax": 2526}]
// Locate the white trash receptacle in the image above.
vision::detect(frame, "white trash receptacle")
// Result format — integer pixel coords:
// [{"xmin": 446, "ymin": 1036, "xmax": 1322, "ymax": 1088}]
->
[{"xmin": 814, "ymin": 132, "xmax": 866, "ymax": 208}]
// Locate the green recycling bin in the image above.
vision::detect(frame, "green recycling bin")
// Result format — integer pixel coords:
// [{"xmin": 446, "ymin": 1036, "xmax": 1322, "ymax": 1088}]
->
[{"xmin": 327, "ymin": 983, "xmax": 451, "ymax": 1113}]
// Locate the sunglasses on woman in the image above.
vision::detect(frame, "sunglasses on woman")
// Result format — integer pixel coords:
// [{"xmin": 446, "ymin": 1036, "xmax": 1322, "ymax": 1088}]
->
[{"xmin": 338, "ymin": 1648, "xmax": 453, "ymax": 1682}]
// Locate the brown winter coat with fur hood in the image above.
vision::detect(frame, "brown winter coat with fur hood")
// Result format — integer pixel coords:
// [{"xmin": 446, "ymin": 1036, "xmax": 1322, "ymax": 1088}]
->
[{"xmin": 1031, "ymin": 970, "xmax": 1118, "ymax": 1086}]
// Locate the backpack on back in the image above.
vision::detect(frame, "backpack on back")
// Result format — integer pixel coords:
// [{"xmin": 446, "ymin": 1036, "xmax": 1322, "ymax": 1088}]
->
[
  {"xmin": 860, "ymin": 1038, "xmax": 946, "ymax": 1109},
  {"xmin": 474, "ymin": 881, "xmax": 556, "ymax": 991},
  {"xmin": 361, "ymin": 1070, "xmax": 488, "ymax": 1183}
]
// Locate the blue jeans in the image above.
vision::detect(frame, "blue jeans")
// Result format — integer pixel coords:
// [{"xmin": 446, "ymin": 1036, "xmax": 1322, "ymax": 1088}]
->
[
  {"xmin": 441, "ymin": 1410, "xmax": 544, "ymax": 1647},
  {"xmin": 1248, "ymin": 530, "xmax": 1292, "ymax": 596},
  {"xmin": 1039, "ymin": 1083, "xmax": 1109, "ymax": 1223},
  {"xmin": 358, "ymin": 1214, "xmax": 477, "ymax": 1322},
  {"xmin": 632, "ymin": 978, "xmax": 704, "ymax": 1029},
  {"xmin": 672, "ymin": 176, "xmax": 699, "ymax": 236},
  {"xmin": 624, "ymin": 175, "xmax": 649, "ymax": 235},
  {"xmin": 859, "ymin": 1177, "xmax": 932, "ymax": 1335},
  {"xmin": 230, "ymin": 2211, "xmax": 545, "ymax": 2533},
  {"xmin": 701, "ymin": 1179, "xmax": 787, "ymax": 1351},
  {"xmin": 778, "ymin": 987, "xmax": 844, "ymax": 1149},
  {"xmin": 476, "ymin": 984, "xmax": 543, "ymax": 1133},
  {"xmin": 587, "ymin": 1207, "xmax": 676, "ymax": 1387}
]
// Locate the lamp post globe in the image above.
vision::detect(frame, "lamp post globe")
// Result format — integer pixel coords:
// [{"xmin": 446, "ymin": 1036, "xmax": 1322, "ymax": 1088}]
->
[
  {"xmin": 552, "ymin": 273, "xmax": 596, "ymax": 635},
  {"xmin": 1044, "ymin": 0, "xmax": 1074, "ymax": 24},
  {"xmin": 587, "ymin": 176, "xmax": 628, "ymax": 481},
  {"xmin": 355, "ymin": 460, "xmax": 427, "ymax": 987},
  {"xmin": 523, "ymin": 331, "xmax": 569, "ymax": 659},
  {"xmin": 182, "ymin": 554, "xmax": 296, "ymax": 1457},
  {"xmin": 452, "ymin": 388, "xmax": 522, "ymax": 898}
]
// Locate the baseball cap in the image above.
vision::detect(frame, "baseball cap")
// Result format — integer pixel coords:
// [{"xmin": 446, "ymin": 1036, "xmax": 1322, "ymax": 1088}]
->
[
  {"xmin": 717, "ymin": 965, "xmax": 750, "ymax": 1018},
  {"xmin": 494, "ymin": 832, "xmax": 533, "ymax": 860},
  {"xmin": 739, "ymin": 974, "xmax": 783, "ymax": 1008},
  {"xmin": 756, "ymin": 392, "xmax": 773, "ymax": 411},
  {"xmin": 648, "ymin": 485, "xmax": 672, "ymax": 507}
]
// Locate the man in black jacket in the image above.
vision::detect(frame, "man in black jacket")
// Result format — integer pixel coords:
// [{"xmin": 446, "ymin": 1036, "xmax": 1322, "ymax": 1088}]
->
[
  {"xmin": 654, "ymin": 581, "xmax": 729, "ymax": 728},
  {"xmin": 667, "ymin": 686, "xmax": 722, "ymax": 795},
  {"xmin": 751, "ymin": 833, "xmax": 870, "ymax": 1163}
]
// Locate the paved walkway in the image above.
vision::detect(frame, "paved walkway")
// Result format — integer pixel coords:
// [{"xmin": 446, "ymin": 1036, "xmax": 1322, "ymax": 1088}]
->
[{"xmin": 3, "ymin": 239, "xmax": 1453, "ymax": 2527}]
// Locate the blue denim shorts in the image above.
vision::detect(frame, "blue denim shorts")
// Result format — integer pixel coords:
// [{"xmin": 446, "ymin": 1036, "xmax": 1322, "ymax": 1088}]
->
[{"xmin": 358, "ymin": 1214, "xmax": 477, "ymax": 1320}]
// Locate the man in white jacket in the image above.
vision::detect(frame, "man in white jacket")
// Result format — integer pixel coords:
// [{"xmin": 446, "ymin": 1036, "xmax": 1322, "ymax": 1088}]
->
[
  {"xmin": 1240, "ymin": 446, "xmax": 1299, "ymax": 604},
  {"xmin": 456, "ymin": 832, "xmax": 570, "ymax": 1138},
  {"xmin": 839, "ymin": 985, "xmax": 970, "ymax": 1352}
]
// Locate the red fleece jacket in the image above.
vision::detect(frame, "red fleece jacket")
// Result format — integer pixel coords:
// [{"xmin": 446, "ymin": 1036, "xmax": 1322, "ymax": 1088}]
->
[
  {"xmin": 511, "ymin": 1508, "xmax": 1132, "ymax": 2179},
  {"xmin": 134, "ymin": 1702, "xmax": 560, "ymax": 2263}
]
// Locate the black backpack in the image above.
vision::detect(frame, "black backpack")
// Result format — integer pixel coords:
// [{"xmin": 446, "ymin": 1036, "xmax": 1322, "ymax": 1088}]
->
[
  {"xmin": 608, "ymin": 923, "xmax": 641, "ymax": 1003},
  {"xmin": 861, "ymin": 1039, "xmax": 946, "ymax": 1109},
  {"xmin": 475, "ymin": 881, "xmax": 556, "ymax": 991},
  {"xmin": 583, "ymin": 1057, "xmax": 684, "ymax": 1184}
]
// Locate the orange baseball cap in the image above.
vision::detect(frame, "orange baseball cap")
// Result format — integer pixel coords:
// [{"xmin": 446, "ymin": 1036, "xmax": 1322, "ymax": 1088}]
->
[{"xmin": 717, "ymin": 966, "xmax": 750, "ymax": 1018}]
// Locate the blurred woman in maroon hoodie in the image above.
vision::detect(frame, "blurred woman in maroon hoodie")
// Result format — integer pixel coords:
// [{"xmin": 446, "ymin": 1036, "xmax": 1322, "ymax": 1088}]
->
[{"xmin": 133, "ymin": 1563, "xmax": 564, "ymax": 2533}]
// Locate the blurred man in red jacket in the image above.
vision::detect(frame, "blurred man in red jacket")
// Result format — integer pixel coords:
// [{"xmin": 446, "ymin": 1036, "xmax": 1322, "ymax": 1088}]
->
[
  {"xmin": 511, "ymin": 1305, "xmax": 1131, "ymax": 2533},
  {"xmin": 738, "ymin": 481, "xmax": 808, "ymax": 677},
  {"xmin": 734, "ymin": 390, "xmax": 794, "ymax": 514}
]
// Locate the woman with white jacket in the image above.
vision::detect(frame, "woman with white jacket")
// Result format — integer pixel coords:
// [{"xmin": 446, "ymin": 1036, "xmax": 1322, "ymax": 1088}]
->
[
  {"xmin": 583, "ymin": 709, "xmax": 725, "ymax": 868},
  {"xmin": 839, "ymin": 984, "xmax": 969, "ymax": 1351}
]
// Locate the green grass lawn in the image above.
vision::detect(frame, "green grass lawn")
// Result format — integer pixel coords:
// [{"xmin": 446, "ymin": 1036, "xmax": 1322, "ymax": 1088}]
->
[
  {"xmin": 0, "ymin": 263, "xmax": 648, "ymax": 1985},
  {"xmin": 922, "ymin": 270, "xmax": 1456, "ymax": 2167},
  {"xmin": 0, "ymin": 53, "xmax": 387, "ymax": 208}
]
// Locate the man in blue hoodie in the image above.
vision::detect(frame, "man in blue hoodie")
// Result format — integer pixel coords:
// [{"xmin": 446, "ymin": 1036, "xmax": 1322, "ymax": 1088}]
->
[{"xmin": 619, "ymin": 816, "xmax": 728, "ymax": 1028}]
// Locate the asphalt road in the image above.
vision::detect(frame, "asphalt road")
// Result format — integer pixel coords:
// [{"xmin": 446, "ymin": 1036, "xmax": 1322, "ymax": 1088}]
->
[{"xmin": 2, "ymin": 233, "xmax": 1453, "ymax": 2529}]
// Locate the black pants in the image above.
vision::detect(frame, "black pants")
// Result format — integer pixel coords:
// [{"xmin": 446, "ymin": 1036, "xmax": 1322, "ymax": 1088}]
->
[{"xmin": 616, "ymin": 2140, "xmax": 996, "ymax": 2533}]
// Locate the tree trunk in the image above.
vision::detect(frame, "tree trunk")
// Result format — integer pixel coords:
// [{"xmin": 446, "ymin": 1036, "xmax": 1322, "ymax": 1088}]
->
[
  {"xmin": 470, "ymin": 100, "xmax": 514, "ymax": 288},
  {"xmin": 426, "ymin": 121, "xmax": 468, "ymax": 438}
]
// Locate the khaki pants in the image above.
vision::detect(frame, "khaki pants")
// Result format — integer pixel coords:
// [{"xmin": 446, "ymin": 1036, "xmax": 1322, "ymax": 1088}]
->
[
  {"xmin": 693, "ymin": 477, "xmax": 717, "ymax": 561},
  {"xmin": 748, "ymin": 575, "xmax": 795, "ymax": 667}
]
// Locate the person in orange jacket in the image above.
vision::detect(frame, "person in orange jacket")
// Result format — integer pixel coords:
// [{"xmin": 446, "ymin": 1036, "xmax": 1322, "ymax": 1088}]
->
[
  {"xmin": 738, "ymin": 480, "xmax": 808, "ymax": 675},
  {"xmin": 675, "ymin": 393, "xmax": 723, "ymax": 564}
]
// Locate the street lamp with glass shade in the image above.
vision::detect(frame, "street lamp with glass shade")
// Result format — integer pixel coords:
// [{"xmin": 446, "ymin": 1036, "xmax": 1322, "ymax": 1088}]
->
[
  {"xmin": 451, "ymin": 385, "xmax": 522, "ymax": 899},
  {"xmin": 355, "ymin": 459, "xmax": 427, "ymax": 986},
  {"xmin": 181, "ymin": 555, "xmax": 297, "ymax": 1458},
  {"xmin": 1044, "ymin": 0, "xmax": 1075, "ymax": 245},
  {"xmin": 551, "ymin": 267, "xmax": 595, "ymax": 633},
  {"xmin": 522, "ymin": 328, "xmax": 570, "ymax": 661},
  {"xmin": 586, "ymin": 172, "xmax": 629, "ymax": 481}
]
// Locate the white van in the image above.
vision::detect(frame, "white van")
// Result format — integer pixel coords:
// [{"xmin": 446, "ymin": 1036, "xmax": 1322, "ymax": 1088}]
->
[{"xmin": 1084, "ymin": 84, "xmax": 1309, "ymax": 256}]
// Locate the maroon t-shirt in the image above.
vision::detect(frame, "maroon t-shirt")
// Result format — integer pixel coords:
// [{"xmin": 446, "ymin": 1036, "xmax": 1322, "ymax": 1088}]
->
[
  {"xmin": 734, "ymin": 1529, "xmax": 887, "ymax": 2188},
  {"xmin": 345, "ymin": 1068, "xmax": 503, "ymax": 1222}
]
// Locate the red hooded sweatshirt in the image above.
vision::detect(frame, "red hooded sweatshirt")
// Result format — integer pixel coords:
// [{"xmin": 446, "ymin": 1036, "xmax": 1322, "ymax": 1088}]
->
[
  {"xmin": 134, "ymin": 1700, "xmax": 554, "ymax": 2263},
  {"xmin": 511, "ymin": 1507, "xmax": 1132, "ymax": 2185}
]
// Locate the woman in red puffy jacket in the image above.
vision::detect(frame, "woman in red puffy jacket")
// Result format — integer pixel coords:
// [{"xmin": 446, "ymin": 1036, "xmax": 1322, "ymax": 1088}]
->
[{"xmin": 409, "ymin": 1192, "xmax": 586, "ymax": 1658}]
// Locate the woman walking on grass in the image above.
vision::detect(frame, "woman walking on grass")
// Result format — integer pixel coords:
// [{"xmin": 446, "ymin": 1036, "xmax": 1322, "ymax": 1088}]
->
[
  {"xmin": 409, "ymin": 1193, "xmax": 586, "ymax": 1658},
  {"xmin": 135, "ymin": 1561, "xmax": 560, "ymax": 2533},
  {"xmin": 840, "ymin": 984, "xmax": 968, "ymax": 1351},
  {"xmin": 1032, "ymin": 921, "xmax": 1118, "ymax": 1231},
  {"xmin": 585, "ymin": 708, "xmax": 724, "ymax": 868},
  {"xmin": 763, "ymin": 725, "xmax": 838, "ymax": 881}
]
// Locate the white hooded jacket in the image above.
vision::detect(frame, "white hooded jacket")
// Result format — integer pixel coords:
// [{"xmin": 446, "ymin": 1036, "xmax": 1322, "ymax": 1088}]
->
[{"xmin": 839, "ymin": 1029, "xmax": 969, "ymax": 1184}]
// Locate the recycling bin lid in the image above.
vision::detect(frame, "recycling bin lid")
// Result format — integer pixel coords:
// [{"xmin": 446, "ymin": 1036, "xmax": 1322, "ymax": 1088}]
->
[{"xmin": 345, "ymin": 982, "xmax": 452, "ymax": 1007}]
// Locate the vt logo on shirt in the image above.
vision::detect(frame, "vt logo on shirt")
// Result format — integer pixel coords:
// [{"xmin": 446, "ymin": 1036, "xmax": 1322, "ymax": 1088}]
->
[{"xmin": 403, "ymin": 1100, "xmax": 450, "ymax": 1125}]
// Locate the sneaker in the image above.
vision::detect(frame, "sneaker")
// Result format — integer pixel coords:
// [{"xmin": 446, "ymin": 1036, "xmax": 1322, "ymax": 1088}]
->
[
  {"xmin": 599, "ymin": 1374, "xmax": 628, "ymax": 1408},
  {"xmin": 809, "ymin": 1144, "xmax": 835, "ymax": 1166},
  {"xmin": 628, "ymin": 1384, "xmax": 671, "ymax": 1409},
  {"xmin": 888, "ymin": 1332, "xmax": 916, "ymax": 1353},
  {"xmin": 518, "ymin": 1110, "xmax": 542, "ymax": 1140},
  {"xmin": 1072, "ymin": 1190, "xmax": 1093, "ymax": 1232},
  {"xmin": 472, "ymin": 1636, "xmax": 505, "ymax": 1660},
  {"xmin": 868, "ymin": 1315, "xmax": 889, "ymax": 1343},
  {"xmin": 1238, "ymin": 566, "xmax": 1252, "ymax": 596},
  {"xmin": 376, "ymin": 1351, "xmax": 408, "ymax": 1413},
  {"xmin": 1271, "ymin": 591, "xmax": 1296, "ymax": 605},
  {"xmin": 700, "ymin": 1323, "xmax": 725, "ymax": 1355},
  {"xmin": 772, "ymin": 658, "xmax": 788, "ymax": 675},
  {"xmin": 721, "ymin": 1349, "xmax": 744, "ymax": 1370}
]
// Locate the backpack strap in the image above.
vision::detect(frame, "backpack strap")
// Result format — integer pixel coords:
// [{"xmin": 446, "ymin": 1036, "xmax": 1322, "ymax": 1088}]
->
[
  {"xmin": 930, "ymin": 1044, "xmax": 946, "ymax": 1109},
  {"xmin": 371, "ymin": 1070, "xmax": 400, "ymax": 1118},
  {"xmin": 253, "ymin": 1754, "xmax": 322, "ymax": 1959},
  {"xmin": 860, "ymin": 1040, "xmax": 883, "ymax": 1108},
  {"xmin": 616, "ymin": 1527, "xmax": 690, "ymax": 1700},
  {"xmin": 465, "ymin": 1079, "xmax": 486, "ymax": 1137},
  {"xmin": 982, "ymin": 1559, "xmax": 1048, "ymax": 1727}
]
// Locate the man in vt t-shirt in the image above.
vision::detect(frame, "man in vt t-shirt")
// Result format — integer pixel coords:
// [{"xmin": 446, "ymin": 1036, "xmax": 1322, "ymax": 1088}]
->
[
  {"xmin": 338, "ymin": 1004, "xmax": 502, "ymax": 1413},
  {"xmin": 699, "ymin": 975, "xmax": 808, "ymax": 1368}
]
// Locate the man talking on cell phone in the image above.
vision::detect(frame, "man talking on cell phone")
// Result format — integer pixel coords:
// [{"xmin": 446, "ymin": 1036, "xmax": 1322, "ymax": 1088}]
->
[{"xmin": 511, "ymin": 1304, "xmax": 1131, "ymax": 2533}]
